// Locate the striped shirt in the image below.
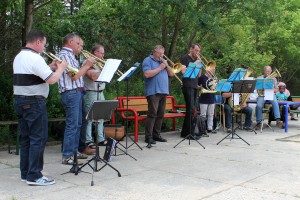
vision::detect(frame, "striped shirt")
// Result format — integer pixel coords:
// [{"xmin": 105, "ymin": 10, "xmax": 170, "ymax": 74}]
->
[
  {"xmin": 13, "ymin": 48, "xmax": 53, "ymax": 98},
  {"xmin": 57, "ymin": 47, "xmax": 84, "ymax": 93}
]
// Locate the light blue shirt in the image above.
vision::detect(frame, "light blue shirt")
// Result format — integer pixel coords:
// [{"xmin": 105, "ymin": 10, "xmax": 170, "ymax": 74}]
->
[{"xmin": 142, "ymin": 55, "xmax": 169, "ymax": 97}]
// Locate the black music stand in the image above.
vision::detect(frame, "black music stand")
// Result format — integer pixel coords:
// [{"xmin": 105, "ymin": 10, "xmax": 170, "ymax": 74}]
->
[
  {"xmin": 116, "ymin": 62, "xmax": 143, "ymax": 157},
  {"xmin": 174, "ymin": 62, "xmax": 205, "ymax": 149},
  {"xmin": 217, "ymin": 80, "xmax": 256, "ymax": 145},
  {"xmin": 77, "ymin": 100, "xmax": 121, "ymax": 186}
]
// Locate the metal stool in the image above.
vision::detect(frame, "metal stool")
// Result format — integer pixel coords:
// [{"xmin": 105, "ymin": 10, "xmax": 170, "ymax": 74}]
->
[{"xmin": 258, "ymin": 108, "xmax": 274, "ymax": 133}]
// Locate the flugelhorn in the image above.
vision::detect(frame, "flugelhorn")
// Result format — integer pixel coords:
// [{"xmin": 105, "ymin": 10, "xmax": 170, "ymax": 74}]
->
[
  {"xmin": 81, "ymin": 50, "xmax": 123, "ymax": 76},
  {"xmin": 162, "ymin": 55, "xmax": 183, "ymax": 85},
  {"xmin": 43, "ymin": 51, "xmax": 78, "ymax": 77}
]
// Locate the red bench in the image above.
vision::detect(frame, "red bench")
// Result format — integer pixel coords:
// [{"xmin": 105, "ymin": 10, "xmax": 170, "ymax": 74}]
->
[{"xmin": 111, "ymin": 96, "xmax": 186, "ymax": 142}]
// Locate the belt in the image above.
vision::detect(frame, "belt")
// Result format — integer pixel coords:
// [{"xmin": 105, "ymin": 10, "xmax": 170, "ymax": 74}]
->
[
  {"xmin": 64, "ymin": 87, "xmax": 85, "ymax": 93},
  {"xmin": 86, "ymin": 90, "xmax": 103, "ymax": 93},
  {"xmin": 14, "ymin": 95, "xmax": 45, "ymax": 100}
]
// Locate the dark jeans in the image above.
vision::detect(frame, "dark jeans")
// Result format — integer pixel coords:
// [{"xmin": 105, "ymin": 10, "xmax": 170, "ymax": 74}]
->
[
  {"xmin": 14, "ymin": 96, "xmax": 48, "ymax": 181},
  {"xmin": 78, "ymin": 97, "xmax": 87, "ymax": 152},
  {"xmin": 224, "ymin": 103, "xmax": 252, "ymax": 128},
  {"xmin": 181, "ymin": 87, "xmax": 197, "ymax": 137},
  {"xmin": 145, "ymin": 94, "xmax": 167, "ymax": 139}
]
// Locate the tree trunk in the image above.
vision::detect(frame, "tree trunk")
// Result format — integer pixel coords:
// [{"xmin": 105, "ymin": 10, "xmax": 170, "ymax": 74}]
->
[
  {"xmin": 22, "ymin": 0, "xmax": 34, "ymax": 46},
  {"xmin": 168, "ymin": 5, "xmax": 184, "ymax": 58}
]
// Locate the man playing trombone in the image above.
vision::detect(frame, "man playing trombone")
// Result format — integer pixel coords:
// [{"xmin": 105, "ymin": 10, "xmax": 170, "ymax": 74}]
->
[
  {"xmin": 142, "ymin": 45, "xmax": 174, "ymax": 145},
  {"xmin": 180, "ymin": 43, "xmax": 202, "ymax": 140}
]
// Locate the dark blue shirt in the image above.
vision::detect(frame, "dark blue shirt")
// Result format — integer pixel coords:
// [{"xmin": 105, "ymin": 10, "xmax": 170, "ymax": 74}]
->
[{"xmin": 198, "ymin": 75, "xmax": 215, "ymax": 104}]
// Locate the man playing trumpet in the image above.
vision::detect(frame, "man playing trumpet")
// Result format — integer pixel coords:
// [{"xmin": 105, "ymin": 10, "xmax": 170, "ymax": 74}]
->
[
  {"xmin": 83, "ymin": 44, "xmax": 107, "ymax": 148},
  {"xmin": 57, "ymin": 33, "xmax": 95, "ymax": 165}
]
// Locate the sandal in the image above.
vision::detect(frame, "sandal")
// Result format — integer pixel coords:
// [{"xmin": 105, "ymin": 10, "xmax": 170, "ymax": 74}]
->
[{"xmin": 98, "ymin": 140, "xmax": 108, "ymax": 146}]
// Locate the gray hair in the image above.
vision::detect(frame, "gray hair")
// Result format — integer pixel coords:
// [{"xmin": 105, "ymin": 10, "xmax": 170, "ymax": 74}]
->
[
  {"xmin": 264, "ymin": 66, "xmax": 272, "ymax": 71},
  {"xmin": 62, "ymin": 32, "xmax": 80, "ymax": 45},
  {"xmin": 152, "ymin": 45, "xmax": 165, "ymax": 53}
]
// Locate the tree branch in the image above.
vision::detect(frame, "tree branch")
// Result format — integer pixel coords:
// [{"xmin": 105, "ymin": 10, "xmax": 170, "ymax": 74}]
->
[{"xmin": 33, "ymin": 0, "xmax": 53, "ymax": 12}]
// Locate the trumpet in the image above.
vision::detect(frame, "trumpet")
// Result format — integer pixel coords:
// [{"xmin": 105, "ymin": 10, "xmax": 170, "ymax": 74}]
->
[
  {"xmin": 81, "ymin": 50, "xmax": 123, "ymax": 76},
  {"xmin": 43, "ymin": 51, "xmax": 78, "ymax": 77},
  {"xmin": 161, "ymin": 55, "xmax": 183, "ymax": 85}
]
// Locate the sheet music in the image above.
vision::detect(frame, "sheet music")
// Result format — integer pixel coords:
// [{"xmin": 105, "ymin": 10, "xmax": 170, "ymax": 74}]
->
[
  {"xmin": 228, "ymin": 68, "xmax": 247, "ymax": 82},
  {"xmin": 96, "ymin": 59, "xmax": 122, "ymax": 83},
  {"xmin": 183, "ymin": 62, "xmax": 203, "ymax": 78},
  {"xmin": 264, "ymin": 89, "xmax": 274, "ymax": 100},
  {"xmin": 117, "ymin": 67, "xmax": 136, "ymax": 82}
]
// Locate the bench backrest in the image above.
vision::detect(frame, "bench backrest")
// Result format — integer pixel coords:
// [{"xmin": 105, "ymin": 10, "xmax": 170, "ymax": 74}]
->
[
  {"xmin": 291, "ymin": 96, "xmax": 300, "ymax": 102},
  {"xmin": 120, "ymin": 96, "xmax": 174, "ymax": 111}
]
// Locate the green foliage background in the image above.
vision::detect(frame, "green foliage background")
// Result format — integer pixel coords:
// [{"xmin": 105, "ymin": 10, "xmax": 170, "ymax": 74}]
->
[{"xmin": 1, "ymin": 0, "xmax": 300, "ymax": 123}]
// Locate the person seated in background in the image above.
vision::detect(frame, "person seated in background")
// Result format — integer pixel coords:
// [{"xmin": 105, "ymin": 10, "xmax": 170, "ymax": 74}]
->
[
  {"xmin": 277, "ymin": 82, "xmax": 298, "ymax": 121},
  {"xmin": 276, "ymin": 86, "xmax": 289, "ymax": 101},
  {"xmin": 222, "ymin": 92, "xmax": 253, "ymax": 133},
  {"xmin": 274, "ymin": 85, "xmax": 299, "ymax": 128}
]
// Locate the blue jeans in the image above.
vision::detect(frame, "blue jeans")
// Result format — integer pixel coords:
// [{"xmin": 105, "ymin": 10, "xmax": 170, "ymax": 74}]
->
[
  {"xmin": 61, "ymin": 90, "xmax": 83, "ymax": 159},
  {"xmin": 84, "ymin": 91, "xmax": 105, "ymax": 143},
  {"xmin": 14, "ymin": 96, "xmax": 48, "ymax": 181},
  {"xmin": 224, "ymin": 103, "xmax": 253, "ymax": 128},
  {"xmin": 256, "ymin": 95, "xmax": 280, "ymax": 123}
]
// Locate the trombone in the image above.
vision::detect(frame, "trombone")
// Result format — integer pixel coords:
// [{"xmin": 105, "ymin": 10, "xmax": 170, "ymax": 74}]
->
[
  {"xmin": 43, "ymin": 51, "xmax": 78, "ymax": 77},
  {"xmin": 161, "ymin": 55, "xmax": 183, "ymax": 85},
  {"xmin": 81, "ymin": 50, "xmax": 123, "ymax": 76}
]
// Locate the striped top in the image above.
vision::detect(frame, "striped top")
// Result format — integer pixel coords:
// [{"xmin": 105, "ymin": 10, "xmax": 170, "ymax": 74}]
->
[
  {"xmin": 13, "ymin": 48, "xmax": 53, "ymax": 98},
  {"xmin": 57, "ymin": 47, "xmax": 84, "ymax": 93}
]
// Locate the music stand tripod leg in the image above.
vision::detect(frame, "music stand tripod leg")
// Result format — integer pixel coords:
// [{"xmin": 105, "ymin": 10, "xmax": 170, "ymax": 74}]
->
[{"xmin": 112, "ymin": 125, "xmax": 139, "ymax": 160}]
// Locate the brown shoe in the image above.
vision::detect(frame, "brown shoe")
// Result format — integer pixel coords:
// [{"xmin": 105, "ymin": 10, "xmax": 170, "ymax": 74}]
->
[
  {"xmin": 276, "ymin": 119, "xmax": 283, "ymax": 126},
  {"xmin": 80, "ymin": 147, "xmax": 95, "ymax": 155}
]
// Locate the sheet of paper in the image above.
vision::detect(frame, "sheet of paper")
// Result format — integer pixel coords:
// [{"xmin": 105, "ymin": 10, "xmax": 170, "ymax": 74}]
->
[
  {"xmin": 96, "ymin": 59, "xmax": 122, "ymax": 83},
  {"xmin": 264, "ymin": 89, "xmax": 274, "ymax": 100},
  {"xmin": 234, "ymin": 93, "xmax": 240, "ymax": 105}
]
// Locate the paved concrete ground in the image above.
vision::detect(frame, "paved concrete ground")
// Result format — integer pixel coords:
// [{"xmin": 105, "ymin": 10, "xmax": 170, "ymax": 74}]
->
[{"xmin": 0, "ymin": 121, "xmax": 300, "ymax": 200}]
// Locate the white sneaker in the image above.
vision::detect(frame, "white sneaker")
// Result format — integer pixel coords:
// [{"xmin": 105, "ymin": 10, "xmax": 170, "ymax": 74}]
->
[{"xmin": 26, "ymin": 176, "xmax": 55, "ymax": 186}]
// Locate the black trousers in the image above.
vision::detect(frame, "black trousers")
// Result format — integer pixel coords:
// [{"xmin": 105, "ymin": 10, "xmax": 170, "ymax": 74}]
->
[{"xmin": 181, "ymin": 87, "xmax": 197, "ymax": 137}]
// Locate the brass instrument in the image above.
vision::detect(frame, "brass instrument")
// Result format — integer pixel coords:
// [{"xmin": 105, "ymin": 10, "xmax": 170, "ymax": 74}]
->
[
  {"xmin": 81, "ymin": 50, "xmax": 123, "ymax": 76},
  {"xmin": 196, "ymin": 53, "xmax": 218, "ymax": 93},
  {"xmin": 162, "ymin": 55, "xmax": 183, "ymax": 85},
  {"xmin": 228, "ymin": 66, "xmax": 255, "ymax": 112},
  {"xmin": 43, "ymin": 51, "xmax": 78, "ymax": 77},
  {"xmin": 257, "ymin": 68, "xmax": 281, "ymax": 97}
]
